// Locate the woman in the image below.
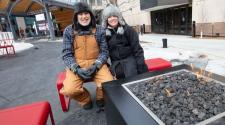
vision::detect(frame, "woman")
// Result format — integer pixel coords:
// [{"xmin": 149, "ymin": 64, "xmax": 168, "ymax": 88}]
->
[{"xmin": 102, "ymin": 4, "xmax": 148, "ymax": 79}]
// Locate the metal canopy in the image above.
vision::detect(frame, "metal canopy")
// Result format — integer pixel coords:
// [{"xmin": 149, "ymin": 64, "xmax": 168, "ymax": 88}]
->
[
  {"xmin": 143, "ymin": 3, "xmax": 189, "ymax": 11},
  {"xmin": 0, "ymin": 0, "xmax": 75, "ymax": 40},
  {"xmin": 0, "ymin": 0, "xmax": 73, "ymax": 16}
]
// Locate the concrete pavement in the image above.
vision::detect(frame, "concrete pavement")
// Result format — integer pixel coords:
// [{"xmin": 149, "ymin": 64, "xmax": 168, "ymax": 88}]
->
[
  {"xmin": 140, "ymin": 34, "xmax": 225, "ymax": 59},
  {"xmin": 0, "ymin": 41, "xmax": 107, "ymax": 125},
  {"xmin": 140, "ymin": 34, "xmax": 225, "ymax": 76}
]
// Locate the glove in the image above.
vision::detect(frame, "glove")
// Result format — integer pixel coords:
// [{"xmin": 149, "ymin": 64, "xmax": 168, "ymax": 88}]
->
[
  {"xmin": 76, "ymin": 68, "xmax": 92, "ymax": 80},
  {"xmin": 70, "ymin": 64, "xmax": 92, "ymax": 80},
  {"xmin": 86, "ymin": 61, "xmax": 102, "ymax": 76},
  {"xmin": 70, "ymin": 63, "xmax": 79, "ymax": 73}
]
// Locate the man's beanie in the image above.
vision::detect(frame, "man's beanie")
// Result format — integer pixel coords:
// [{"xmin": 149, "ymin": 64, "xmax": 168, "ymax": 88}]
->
[
  {"xmin": 74, "ymin": 2, "xmax": 92, "ymax": 15},
  {"xmin": 73, "ymin": 2, "xmax": 96, "ymax": 30}
]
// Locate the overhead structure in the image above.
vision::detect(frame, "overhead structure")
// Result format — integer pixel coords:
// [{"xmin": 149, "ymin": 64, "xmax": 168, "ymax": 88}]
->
[
  {"xmin": 0, "ymin": 0, "xmax": 74, "ymax": 40},
  {"xmin": 1, "ymin": 0, "xmax": 105, "ymax": 39}
]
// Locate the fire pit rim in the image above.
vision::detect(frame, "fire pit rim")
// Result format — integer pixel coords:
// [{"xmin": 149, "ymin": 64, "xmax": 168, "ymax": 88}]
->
[
  {"xmin": 103, "ymin": 64, "xmax": 225, "ymax": 125},
  {"xmin": 122, "ymin": 69, "xmax": 225, "ymax": 125}
]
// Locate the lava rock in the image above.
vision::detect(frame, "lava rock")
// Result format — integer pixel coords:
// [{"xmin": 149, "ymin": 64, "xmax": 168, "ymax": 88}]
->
[{"xmin": 127, "ymin": 70, "xmax": 225, "ymax": 125}]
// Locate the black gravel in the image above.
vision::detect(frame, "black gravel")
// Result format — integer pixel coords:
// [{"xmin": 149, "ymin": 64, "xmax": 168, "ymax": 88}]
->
[{"xmin": 127, "ymin": 70, "xmax": 225, "ymax": 125}]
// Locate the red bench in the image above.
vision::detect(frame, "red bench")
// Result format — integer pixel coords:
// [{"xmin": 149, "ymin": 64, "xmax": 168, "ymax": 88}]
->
[
  {"xmin": 145, "ymin": 58, "xmax": 172, "ymax": 71},
  {"xmin": 56, "ymin": 71, "xmax": 93, "ymax": 112},
  {"xmin": 56, "ymin": 72, "xmax": 70, "ymax": 112},
  {"xmin": 0, "ymin": 101, "xmax": 55, "ymax": 125}
]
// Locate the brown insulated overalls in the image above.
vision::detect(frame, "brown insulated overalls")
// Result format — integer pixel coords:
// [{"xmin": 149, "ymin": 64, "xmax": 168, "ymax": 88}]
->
[{"xmin": 60, "ymin": 29, "xmax": 113, "ymax": 106}]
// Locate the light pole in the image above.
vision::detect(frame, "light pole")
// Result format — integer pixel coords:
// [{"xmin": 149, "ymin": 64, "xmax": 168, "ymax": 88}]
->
[{"xmin": 212, "ymin": 22, "xmax": 214, "ymax": 37}]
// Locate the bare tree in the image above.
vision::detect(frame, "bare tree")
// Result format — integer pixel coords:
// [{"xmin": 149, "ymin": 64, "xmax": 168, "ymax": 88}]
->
[
  {"xmin": 109, "ymin": 0, "xmax": 118, "ymax": 5},
  {"xmin": 102, "ymin": 0, "xmax": 118, "ymax": 6},
  {"xmin": 102, "ymin": 0, "xmax": 110, "ymax": 5}
]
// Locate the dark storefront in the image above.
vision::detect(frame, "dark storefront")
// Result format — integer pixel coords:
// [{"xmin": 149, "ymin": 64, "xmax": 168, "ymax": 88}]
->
[
  {"xmin": 151, "ymin": 5, "xmax": 192, "ymax": 35},
  {"xmin": 0, "ymin": 16, "xmax": 8, "ymax": 32},
  {"xmin": 141, "ymin": 0, "xmax": 192, "ymax": 35}
]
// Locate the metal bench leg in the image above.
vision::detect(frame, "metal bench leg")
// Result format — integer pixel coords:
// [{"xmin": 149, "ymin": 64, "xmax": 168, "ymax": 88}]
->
[{"xmin": 49, "ymin": 107, "xmax": 55, "ymax": 125}]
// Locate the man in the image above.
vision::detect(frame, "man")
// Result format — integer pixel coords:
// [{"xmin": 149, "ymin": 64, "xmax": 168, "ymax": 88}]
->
[
  {"xmin": 60, "ymin": 2, "xmax": 113, "ymax": 110},
  {"xmin": 19, "ymin": 27, "xmax": 25, "ymax": 39}
]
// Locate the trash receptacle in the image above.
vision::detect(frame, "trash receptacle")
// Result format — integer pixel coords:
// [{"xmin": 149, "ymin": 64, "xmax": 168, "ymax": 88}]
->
[
  {"xmin": 162, "ymin": 38, "xmax": 167, "ymax": 48},
  {"xmin": 192, "ymin": 21, "xmax": 196, "ymax": 37}
]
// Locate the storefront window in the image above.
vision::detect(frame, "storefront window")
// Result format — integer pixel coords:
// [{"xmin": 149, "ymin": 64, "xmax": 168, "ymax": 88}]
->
[
  {"xmin": 151, "ymin": 5, "xmax": 192, "ymax": 35},
  {"xmin": 89, "ymin": 0, "xmax": 95, "ymax": 5},
  {"xmin": 1, "ymin": 17, "xmax": 6, "ymax": 23},
  {"xmin": 0, "ymin": 17, "xmax": 7, "ymax": 32},
  {"xmin": 97, "ymin": 0, "xmax": 102, "ymax": 5}
]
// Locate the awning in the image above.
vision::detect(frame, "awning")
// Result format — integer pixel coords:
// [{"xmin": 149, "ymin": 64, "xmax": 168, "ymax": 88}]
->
[{"xmin": 143, "ymin": 3, "xmax": 190, "ymax": 11}]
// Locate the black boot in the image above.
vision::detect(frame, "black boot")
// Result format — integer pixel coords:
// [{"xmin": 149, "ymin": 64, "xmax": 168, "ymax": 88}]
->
[
  {"xmin": 83, "ymin": 101, "xmax": 93, "ymax": 110},
  {"xmin": 96, "ymin": 99, "xmax": 104, "ymax": 108}
]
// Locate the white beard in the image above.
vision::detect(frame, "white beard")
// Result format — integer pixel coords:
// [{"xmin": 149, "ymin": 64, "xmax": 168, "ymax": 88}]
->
[{"xmin": 79, "ymin": 19, "xmax": 91, "ymax": 26}]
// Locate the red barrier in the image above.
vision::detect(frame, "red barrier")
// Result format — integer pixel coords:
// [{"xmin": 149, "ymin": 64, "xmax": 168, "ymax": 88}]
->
[
  {"xmin": 0, "ymin": 101, "xmax": 55, "ymax": 125},
  {"xmin": 145, "ymin": 58, "xmax": 172, "ymax": 72},
  {"xmin": 0, "ymin": 32, "xmax": 15, "ymax": 56}
]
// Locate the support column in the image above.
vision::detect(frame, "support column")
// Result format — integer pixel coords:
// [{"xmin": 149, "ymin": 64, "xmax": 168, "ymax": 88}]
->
[
  {"xmin": 171, "ymin": 8, "xmax": 174, "ymax": 34},
  {"xmin": 7, "ymin": 14, "xmax": 17, "ymax": 40},
  {"xmin": 185, "ymin": 5, "xmax": 189, "ymax": 35},
  {"xmin": 44, "ymin": 3, "xmax": 55, "ymax": 40}
]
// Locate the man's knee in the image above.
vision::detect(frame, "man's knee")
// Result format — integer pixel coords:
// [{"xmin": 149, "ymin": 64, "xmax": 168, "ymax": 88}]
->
[
  {"xmin": 60, "ymin": 87, "xmax": 84, "ymax": 97},
  {"xmin": 97, "ymin": 65, "xmax": 114, "ymax": 80}
]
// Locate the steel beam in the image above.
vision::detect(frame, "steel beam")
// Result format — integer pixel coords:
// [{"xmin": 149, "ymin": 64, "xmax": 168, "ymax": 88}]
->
[
  {"xmin": 0, "ymin": 10, "xmax": 7, "ymax": 15},
  {"xmin": 43, "ymin": 0, "xmax": 73, "ymax": 9},
  {"xmin": 44, "ymin": 3, "xmax": 55, "ymax": 40}
]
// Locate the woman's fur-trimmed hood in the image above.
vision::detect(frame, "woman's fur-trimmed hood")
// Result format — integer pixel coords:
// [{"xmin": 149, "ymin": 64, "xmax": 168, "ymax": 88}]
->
[{"xmin": 102, "ymin": 4, "xmax": 126, "ymax": 36}]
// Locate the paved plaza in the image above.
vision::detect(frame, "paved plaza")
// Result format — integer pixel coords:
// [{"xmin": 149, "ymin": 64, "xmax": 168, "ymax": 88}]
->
[
  {"xmin": 0, "ymin": 41, "xmax": 107, "ymax": 125},
  {"xmin": 0, "ymin": 34, "xmax": 225, "ymax": 124}
]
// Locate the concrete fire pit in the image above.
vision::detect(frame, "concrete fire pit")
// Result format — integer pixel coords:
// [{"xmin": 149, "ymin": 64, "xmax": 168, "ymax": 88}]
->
[{"xmin": 103, "ymin": 64, "xmax": 225, "ymax": 125}]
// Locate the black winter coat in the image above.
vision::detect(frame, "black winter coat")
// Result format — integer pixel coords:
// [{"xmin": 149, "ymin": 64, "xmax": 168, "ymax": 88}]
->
[{"xmin": 106, "ymin": 24, "xmax": 148, "ymax": 79}]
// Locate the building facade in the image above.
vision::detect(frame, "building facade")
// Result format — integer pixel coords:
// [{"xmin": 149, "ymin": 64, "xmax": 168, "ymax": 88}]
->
[
  {"xmin": 117, "ymin": 0, "xmax": 151, "ymax": 32},
  {"xmin": 192, "ymin": 0, "xmax": 225, "ymax": 37},
  {"xmin": 118, "ymin": 0, "xmax": 225, "ymax": 36}
]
